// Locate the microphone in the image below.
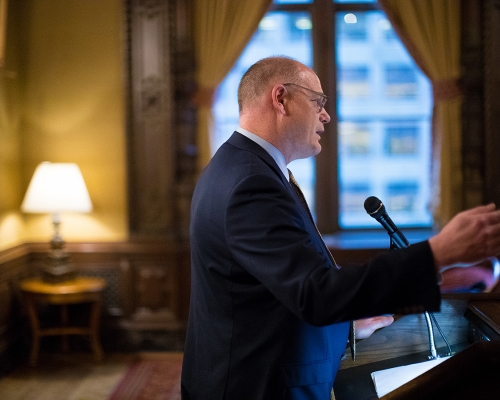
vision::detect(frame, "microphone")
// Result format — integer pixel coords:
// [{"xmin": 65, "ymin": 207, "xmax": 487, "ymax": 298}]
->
[
  {"xmin": 364, "ymin": 196, "xmax": 409, "ymax": 249},
  {"xmin": 364, "ymin": 197, "xmax": 444, "ymax": 360}
]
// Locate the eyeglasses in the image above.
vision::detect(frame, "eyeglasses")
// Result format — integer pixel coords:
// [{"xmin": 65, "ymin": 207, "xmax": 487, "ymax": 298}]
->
[{"xmin": 283, "ymin": 83, "xmax": 328, "ymax": 112}]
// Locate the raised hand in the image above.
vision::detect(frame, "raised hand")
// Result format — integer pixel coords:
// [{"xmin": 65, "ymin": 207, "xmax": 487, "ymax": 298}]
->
[{"xmin": 429, "ymin": 204, "xmax": 500, "ymax": 269}]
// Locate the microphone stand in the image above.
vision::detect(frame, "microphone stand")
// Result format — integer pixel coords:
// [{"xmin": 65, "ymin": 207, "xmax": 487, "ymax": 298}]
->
[
  {"xmin": 389, "ymin": 236, "xmax": 451, "ymax": 360},
  {"xmin": 366, "ymin": 197, "xmax": 453, "ymax": 360},
  {"xmin": 424, "ymin": 312, "xmax": 438, "ymax": 359}
]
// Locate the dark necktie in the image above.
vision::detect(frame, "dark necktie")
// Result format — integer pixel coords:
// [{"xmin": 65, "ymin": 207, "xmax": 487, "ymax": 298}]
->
[{"xmin": 288, "ymin": 169, "xmax": 337, "ymax": 267}]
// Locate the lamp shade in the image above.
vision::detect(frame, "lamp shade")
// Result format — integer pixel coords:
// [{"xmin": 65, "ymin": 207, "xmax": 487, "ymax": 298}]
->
[{"xmin": 21, "ymin": 162, "xmax": 93, "ymax": 213}]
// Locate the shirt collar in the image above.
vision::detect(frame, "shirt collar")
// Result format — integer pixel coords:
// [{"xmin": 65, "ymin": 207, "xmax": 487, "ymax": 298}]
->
[{"xmin": 236, "ymin": 127, "xmax": 289, "ymax": 182}]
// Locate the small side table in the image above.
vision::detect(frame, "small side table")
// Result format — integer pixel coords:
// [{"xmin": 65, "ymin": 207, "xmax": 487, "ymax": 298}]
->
[{"xmin": 20, "ymin": 277, "xmax": 106, "ymax": 366}]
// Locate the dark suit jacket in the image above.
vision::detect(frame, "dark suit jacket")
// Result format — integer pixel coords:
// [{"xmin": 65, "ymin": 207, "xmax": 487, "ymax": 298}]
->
[{"xmin": 181, "ymin": 132, "xmax": 441, "ymax": 400}]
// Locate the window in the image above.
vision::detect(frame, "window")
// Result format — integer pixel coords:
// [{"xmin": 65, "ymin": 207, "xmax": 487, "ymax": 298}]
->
[
  {"xmin": 339, "ymin": 121, "xmax": 370, "ymax": 155},
  {"xmin": 337, "ymin": 12, "xmax": 368, "ymax": 41},
  {"xmin": 338, "ymin": 67, "xmax": 370, "ymax": 98},
  {"xmin": 341, "ymin": 182, "xmax": 371, "ymax": 213},
  {"xmin": 386, "ymin": 182, "xmax": 419, "ymax": 212},
  {"xmin": 385, "ymin": 65, "xmax": 418, "ymax": 98},
  {"xmin": 385, "ymin": 124, "xmax": 419, "ymax": 155},
  {"xmin": 212, "ymin": 0, "xmax": 433, "ymax": 232},
  {"xmin": 212, "ymin": 11, "xmax": 315, "ymax": 212}
]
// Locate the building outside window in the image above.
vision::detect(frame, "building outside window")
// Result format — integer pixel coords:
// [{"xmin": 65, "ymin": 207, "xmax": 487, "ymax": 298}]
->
[
  {"xmin": 385, "ymin": 65, "xmax": 418, "ymax": 98},
  {"xmin": 385, "ymin": 124, "xmax": 419, "ymax": 155},
  {"xmin": 212, "ymin": 0, "xmax": 433, "ymax": 232},
  {"xmin": 338, "ymin": 66, "xmax": 370, "ymax": 98}
]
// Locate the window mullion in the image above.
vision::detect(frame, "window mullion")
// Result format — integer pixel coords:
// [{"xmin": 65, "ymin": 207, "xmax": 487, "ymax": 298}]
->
[{"xmin": 313, "ymin": 0, "xmax": 339, "ymax": 233}]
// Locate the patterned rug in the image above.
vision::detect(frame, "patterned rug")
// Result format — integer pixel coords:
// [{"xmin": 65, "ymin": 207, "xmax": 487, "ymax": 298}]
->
[{"xmin": 108, "ymin": 353, "xmax": 183, "ymax": 400}]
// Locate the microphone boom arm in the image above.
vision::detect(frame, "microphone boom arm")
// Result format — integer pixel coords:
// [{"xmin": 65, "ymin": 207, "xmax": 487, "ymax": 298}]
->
[{"xmin": 364, "ymin": 196, "xmax": 449, "ymax": 360}]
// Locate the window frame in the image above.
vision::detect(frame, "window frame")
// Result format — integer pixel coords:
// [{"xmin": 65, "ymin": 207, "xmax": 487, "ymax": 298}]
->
[{"xmin": 265, "ymin": 0, "xmax": 431, "ymax": 236}]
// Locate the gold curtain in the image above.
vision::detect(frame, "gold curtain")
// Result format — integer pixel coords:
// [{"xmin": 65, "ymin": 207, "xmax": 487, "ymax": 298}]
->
[
  {"xmin": 0, "ymin": 0, "xmax": 8, "ymax": 67},
  {"xmin": 193, "ymin": 0, "xmax": 272, "ymax": 173},
  {"xmin": 379, "ymin": 0, "xmax": 462, "ymax": 228}
]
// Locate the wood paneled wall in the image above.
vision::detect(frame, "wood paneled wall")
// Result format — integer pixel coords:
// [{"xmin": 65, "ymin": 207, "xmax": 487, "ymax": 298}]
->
[
  {"xmin": 125, "ymin": 0, "xmax": 197, "ymax": 241},
  {"xmin": 1, "ymin": 0, "xmax": 500, "ymax": 375},
  {"xmin": 462, "ymin": 0, "xmax": 500, "ymax": 208},
  {"xmin": 0, "ymin": 240, "xmax": 382, "ymax": 368},
  {"xmin": 0, "ymin": 241, "xmax": 191, "ymax": 370}
]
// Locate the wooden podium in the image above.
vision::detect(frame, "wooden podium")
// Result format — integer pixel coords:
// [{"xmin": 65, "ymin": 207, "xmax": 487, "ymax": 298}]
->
[
  {"xmin": 334, "ymin": 298, "xmax": 500, "ymax": 400},
  {"xmin": 381, "ymin": 341, "xmax": 500, "ymax": 399}
]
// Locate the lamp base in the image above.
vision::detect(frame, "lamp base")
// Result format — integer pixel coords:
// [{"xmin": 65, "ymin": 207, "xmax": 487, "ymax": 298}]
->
[
  {"xmin": 41, "ymin": 219, "xmax": 78, "ymax": 284},
  {"xmin": 41, "ymin": 254, "xmax": 77, "ymax": 284}
]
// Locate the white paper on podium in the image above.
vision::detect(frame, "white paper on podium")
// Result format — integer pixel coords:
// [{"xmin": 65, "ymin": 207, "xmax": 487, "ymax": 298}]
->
[{"xmin": 371, "ymin": 356, "xmax": 450, "ymax": 398}]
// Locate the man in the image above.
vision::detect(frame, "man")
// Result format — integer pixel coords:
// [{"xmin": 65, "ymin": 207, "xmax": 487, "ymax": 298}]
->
[{"xmin": 181, "ymin": 56, "xmax": 500, "ymax": 399}]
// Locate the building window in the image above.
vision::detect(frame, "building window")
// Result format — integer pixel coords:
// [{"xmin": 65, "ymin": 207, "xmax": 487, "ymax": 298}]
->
[
  {"xmin": 385, "ymin": 124, "xmax": 419, "ymax": 155},
  {"xmin": 339, "ymin": 121, "xmax": 371, "ymax": 155},
  {"xmin": 212, "ymin": 0, "xmax": 433, "ymax": 232},
  {"xmin": 386, "ymin": 182, "xmax": 419, "ymax": 212},
  {"xmin": 338, "ymin": 67, "xmax": 370, "ymax": 98},
  {"xmin": 337, "ymin": 12, "xmax": 368, "ymax": 41},
  {"xmin": 341, "ymin": 182, "xmax": 371, "ymax": 213},
  {"xmin": 385, "ymin": 65, "xmax": 418, "ymax": 98}
]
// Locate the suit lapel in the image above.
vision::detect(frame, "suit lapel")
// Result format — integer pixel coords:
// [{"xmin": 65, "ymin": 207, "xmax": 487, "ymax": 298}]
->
[
  {"xmin": 226, "ymin": 131, "xmax": 336, "ymax": 269},
  {"xmin": 227, "ymin": 132, "xmax": 289, "ymax": 186}
]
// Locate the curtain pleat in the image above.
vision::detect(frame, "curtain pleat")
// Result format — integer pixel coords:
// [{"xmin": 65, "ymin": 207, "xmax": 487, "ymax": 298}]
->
[
  {"xmin": 194, "ymin": 0, "xmax": 272, "ymax": 173},
  {"xmin": 379, "ymin": 0, "xmax": 462, "ymax": 227},
  {"xmin": 0, "ymin": 0, "xmax": 8, "ymax": 67}
]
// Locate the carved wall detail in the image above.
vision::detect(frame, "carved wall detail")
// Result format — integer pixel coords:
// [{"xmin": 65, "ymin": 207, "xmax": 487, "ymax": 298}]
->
[
  {"xmin": 461, "ymin": 0, "xmax": 500, "ymax": 209},
  {"xmin": 125, "ymin": 0, "xmax": 196, "ymax": 240},
  {"xmin": 483, "ymin": 0, "xmax": 500, "ymax": 206},
  {"xmin": 125, "ymin": 262, "xmax": 181, "ymax": 330},
  {"xmin": 127, "ymin": 0, "xmax": 175, "ymax": 237},
  {"xmin": 461, "ymin": 0, "xmax": 485, "ymax": 209},
  {"xmin": 79, "ymin": 267, "xmax": 123, "ymax": 312}
]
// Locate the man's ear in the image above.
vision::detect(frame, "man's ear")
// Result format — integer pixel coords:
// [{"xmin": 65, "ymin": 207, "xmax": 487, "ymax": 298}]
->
[{"xmin": 272, "ymin": 85, "xmax": 287, "ymax": 115}]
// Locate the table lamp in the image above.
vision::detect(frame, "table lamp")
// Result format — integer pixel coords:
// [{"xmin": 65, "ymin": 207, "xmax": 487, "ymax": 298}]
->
[{"xmin": 21, "ymin": 162, "xmax": 93, "ymax": 283}]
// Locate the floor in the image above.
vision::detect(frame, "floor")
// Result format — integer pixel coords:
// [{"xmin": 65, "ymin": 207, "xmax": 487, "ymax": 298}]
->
[{"xmin": 0, "ymin": 352, "xmax": 136, "ymax": 400}]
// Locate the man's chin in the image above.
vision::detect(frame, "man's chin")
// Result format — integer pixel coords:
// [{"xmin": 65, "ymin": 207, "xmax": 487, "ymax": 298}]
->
[
  {"xmin": 292, "ymin": 145, "xmax": 322, "ymax": 162},
  {"xmin": 304, "ymin": 145, "xmax": 321, "ymax": 158}
]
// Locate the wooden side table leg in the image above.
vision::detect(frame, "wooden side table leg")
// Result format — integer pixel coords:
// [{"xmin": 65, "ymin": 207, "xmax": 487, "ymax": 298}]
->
[
  {"xmin": 25, "ymin": 299, "xmax": 40, "ymax": 367},
  {"xmin": 89, "ymin": 300, "xmax": 103, "ymax": 362},
  {"xmin": 61, "ymin": 304, "xmax": 69, "ymax": 353}
]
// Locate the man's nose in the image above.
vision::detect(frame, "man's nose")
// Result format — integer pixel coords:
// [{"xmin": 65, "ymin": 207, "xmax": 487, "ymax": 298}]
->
[{"xmin": 320, "ymin": 109, "xmax": 331, "ymax": 124}]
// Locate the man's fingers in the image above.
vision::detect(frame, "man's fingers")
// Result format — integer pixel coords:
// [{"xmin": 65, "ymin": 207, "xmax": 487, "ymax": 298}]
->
[
  {"xmin": 355, "ymin": 316, "xmax": 395, "ymax": 339},
  {"xmin": 431, "ymin": 203, "xmax": 500, "ymax": 269},
  {"xmin": 463, "ymin": 203, "xmax": 496, "ymax": 216},
  {"xmin": 369, "ymin": 316, "xmax": 394, "ymax": 330}
]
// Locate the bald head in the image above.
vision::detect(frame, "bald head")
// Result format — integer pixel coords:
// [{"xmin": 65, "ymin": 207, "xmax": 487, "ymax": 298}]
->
[
  {"xmin": 238, "ymin": 56, "xmax": 305, "ymax": 114},
  {"xmin": 237, "ymin": 56, "xmax": 330, "ymax": 164}
]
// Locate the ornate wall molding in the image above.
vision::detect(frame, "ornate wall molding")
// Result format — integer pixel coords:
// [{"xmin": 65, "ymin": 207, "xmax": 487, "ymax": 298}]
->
[
  {"xmin": 126, "ymin": 0, "xmax": 175, "ymax": 237},
  {"xmin": 125, "ymin": 0, "xmax": 196, "ymax": 240},
  {"xmin": 461, "ymin": 0, "xmax": 500, "ymax": 209},
  {"xmin": 483, "ymin": 0, "xmax": 500, "ymax": 206},
  {"xmin": 461, "ymin": 0, "xmax": 485, "ymax": 209}
]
